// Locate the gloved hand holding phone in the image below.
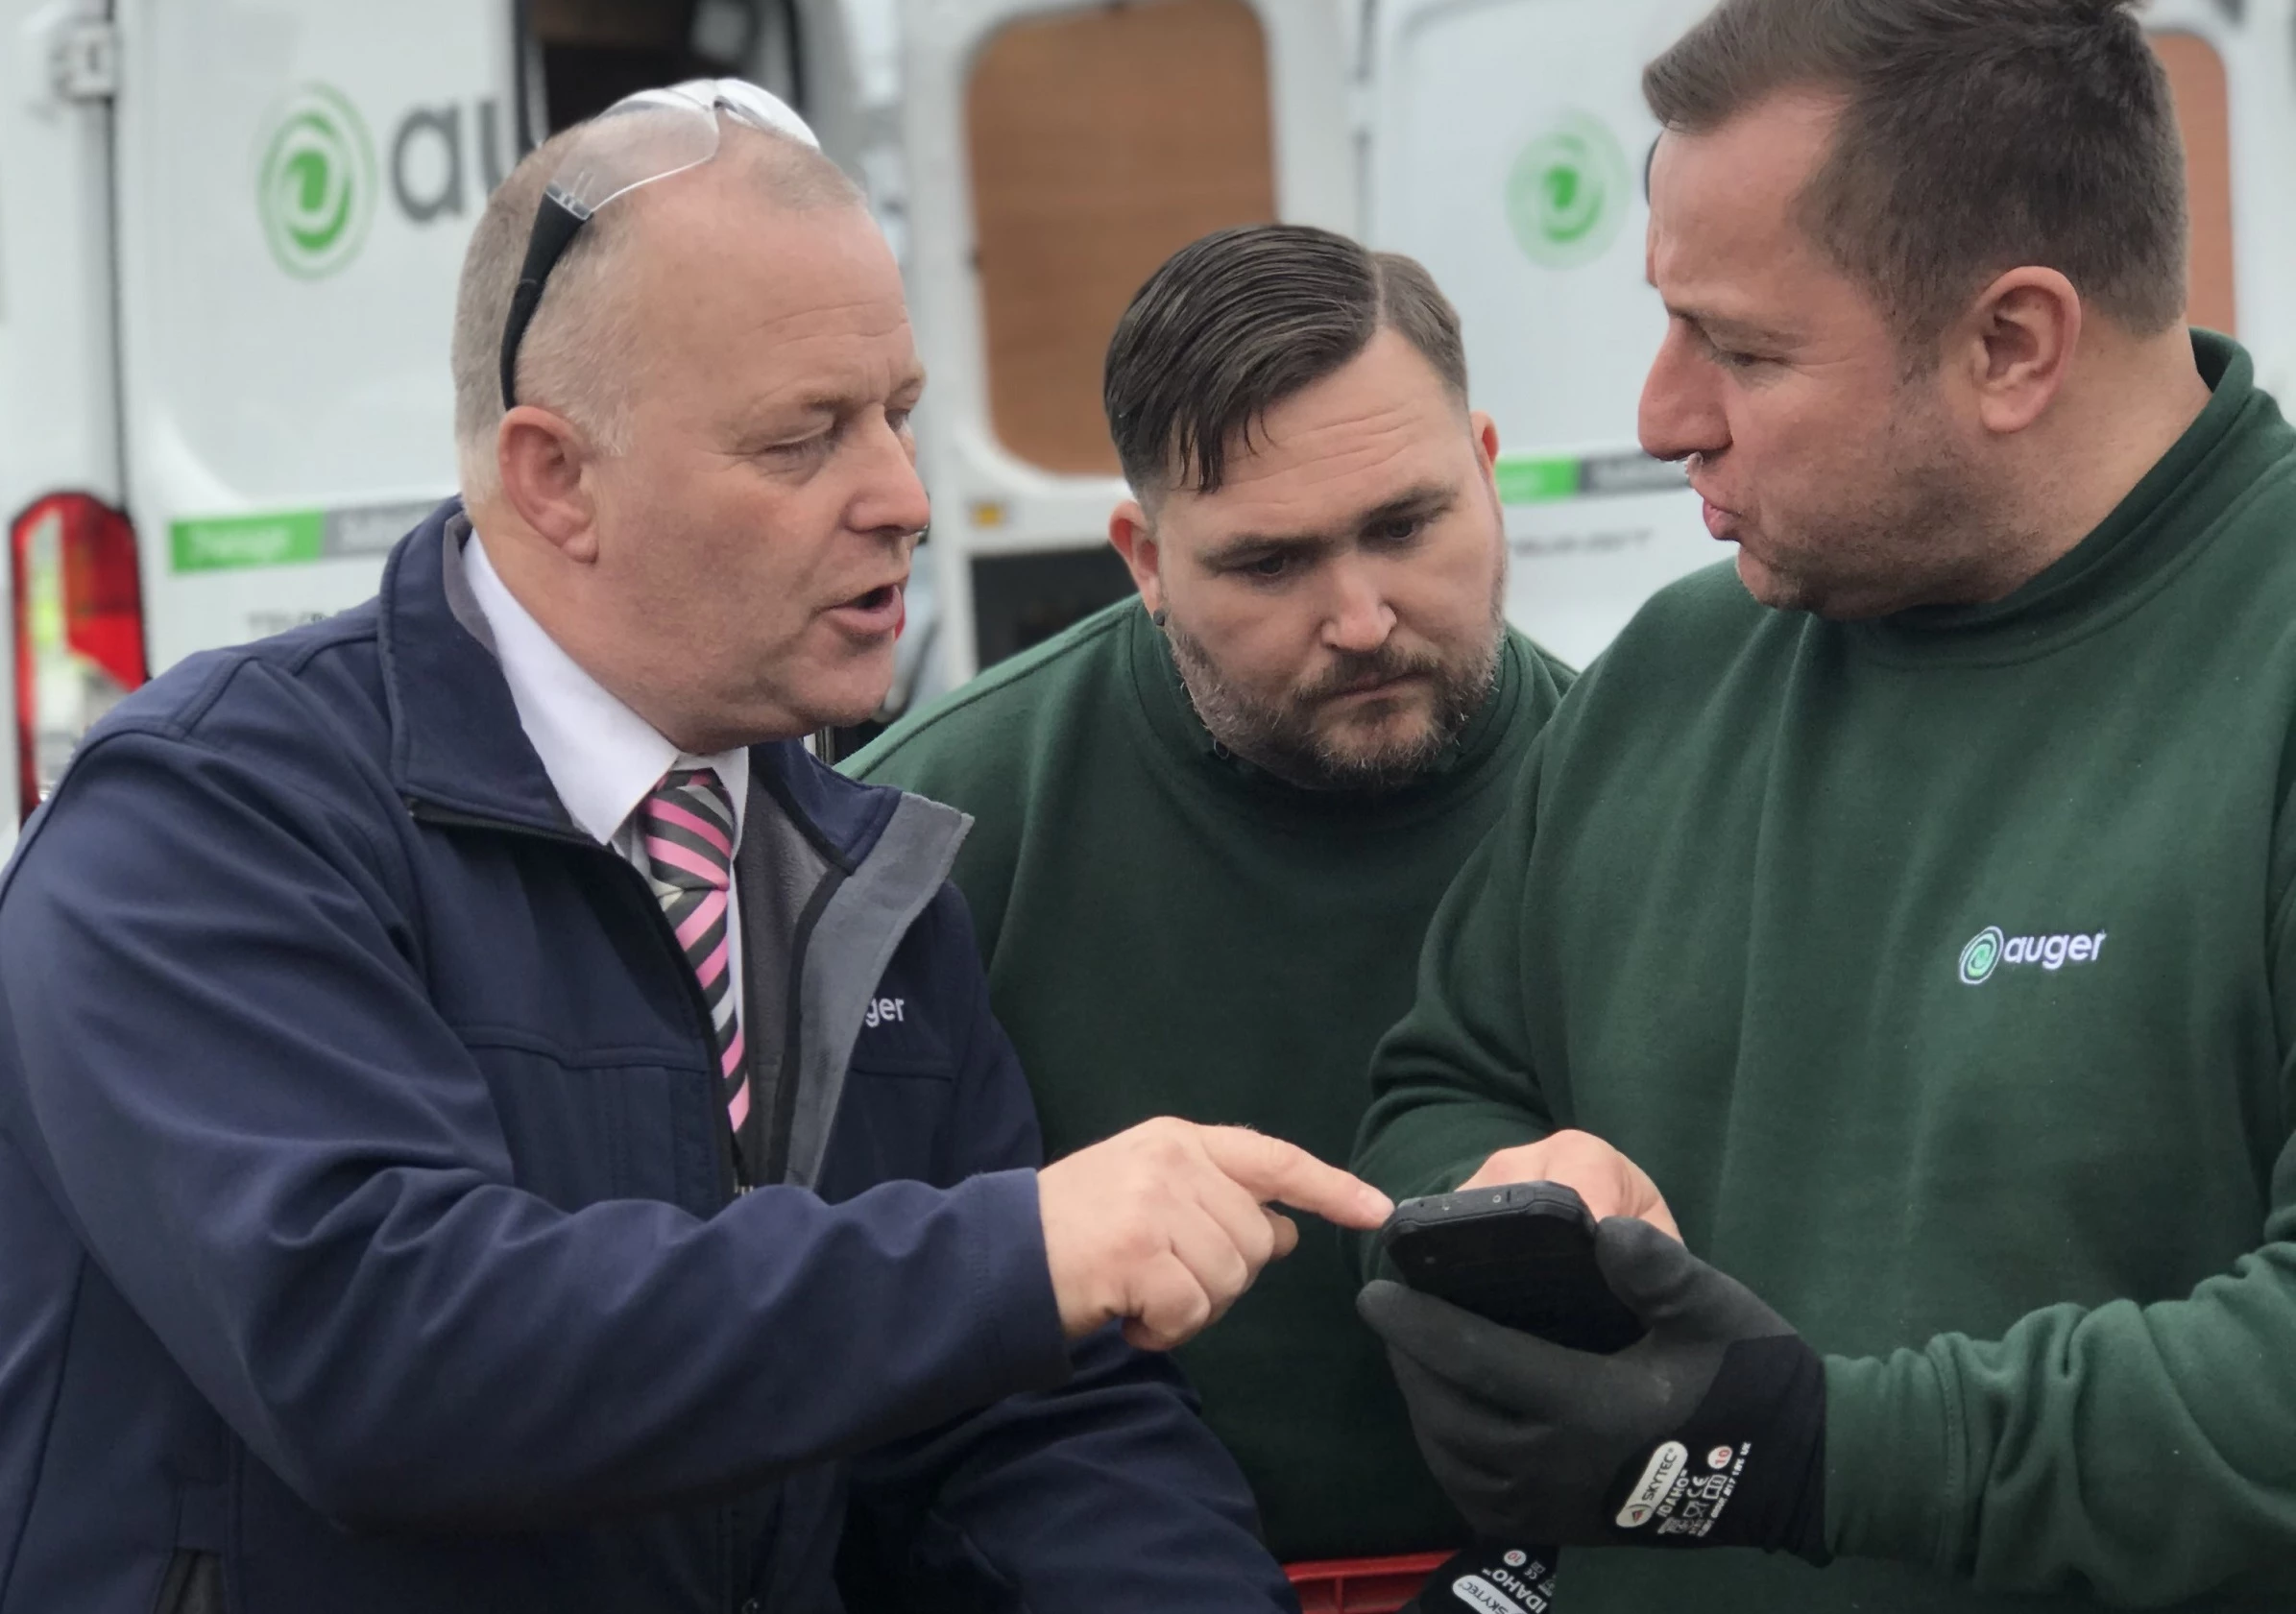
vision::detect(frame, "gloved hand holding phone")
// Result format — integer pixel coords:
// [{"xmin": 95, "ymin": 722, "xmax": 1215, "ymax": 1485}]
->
[{"xmin": 1359, "ymin": 1214, "xmax": 1828, "ymax": 1561}]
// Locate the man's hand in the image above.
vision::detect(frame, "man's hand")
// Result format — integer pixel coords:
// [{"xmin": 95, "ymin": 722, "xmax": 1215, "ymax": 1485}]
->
[
  {"xmin": 1462, "ymin": 1129, "xmax": 1680, "ymax": 1240},
  {"xmin": 1040, "ymin": 1120, "xmax": 1393, "ymax": 1351},
  {"xmin": 1358, "ymin": 1217, "xmax": 1826, "ymax": 1560}
]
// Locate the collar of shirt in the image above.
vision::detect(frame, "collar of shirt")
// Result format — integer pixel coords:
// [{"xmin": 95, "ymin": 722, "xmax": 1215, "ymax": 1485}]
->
[{"xmin": 463, "ymin": 529, "xmax": 750, "ymax": 853}]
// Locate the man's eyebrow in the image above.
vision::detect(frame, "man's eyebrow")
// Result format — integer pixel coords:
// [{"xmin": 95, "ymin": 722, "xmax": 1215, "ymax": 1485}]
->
[
  {"xmin": 1199, "ymin": 529, "xmax": 1331, "ymax": 567},
  {"xmin": 1199, "ymin": 482, "xmax": 1457, "ymax": 565},
  {"xmin": 1351, "ymin": 482, "xmax": 1457, "ymax": 535},
  {"xmin": 1662, "ymin": 301, "xmax": 1795, "ymax": 348},
  {"xmin": 744, "ymin": 365, "xmax": 931, "ymax": 428},
  {"xmin": 808, "ymin": 366, "xmax": 930, "ymax": 412}
]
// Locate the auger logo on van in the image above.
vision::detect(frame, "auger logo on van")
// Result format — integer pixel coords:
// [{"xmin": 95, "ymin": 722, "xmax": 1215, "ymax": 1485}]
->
[
  {"xmin": 256, "ymin": 85, "xmax": 376, "ymax": 278},
  {"xmin": 1957, "ymin": 925, "xmax": 2107, "ymax": 986},
  {"xmin": 256, "ymin": 82, "xmax": 521, "ymax": 280},
  {"xmin": 1506, "ymin": 111, "xmax": 1632, "ymax": 271}
]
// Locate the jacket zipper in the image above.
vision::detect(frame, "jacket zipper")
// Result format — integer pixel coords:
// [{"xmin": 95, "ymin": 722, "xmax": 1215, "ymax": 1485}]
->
[{"xmin": 403, "ymin": 799, "xmax": 748, "ymax": 1198}]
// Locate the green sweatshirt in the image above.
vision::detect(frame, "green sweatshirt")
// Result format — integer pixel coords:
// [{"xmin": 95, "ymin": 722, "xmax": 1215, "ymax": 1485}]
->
[
  {"xmin": 847, "ymin": 600, "xmax": 1572, "ymax": 1561},
  {"xmin": 1354, "ymin": 332, "xmax": 2296, "ymax": 1610}
]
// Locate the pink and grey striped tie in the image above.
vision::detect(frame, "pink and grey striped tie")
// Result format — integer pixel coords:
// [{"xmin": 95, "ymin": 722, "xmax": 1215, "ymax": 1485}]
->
[{"xmin": 640, "ymin": 768, "xmax": 747, "ymax": 1136}]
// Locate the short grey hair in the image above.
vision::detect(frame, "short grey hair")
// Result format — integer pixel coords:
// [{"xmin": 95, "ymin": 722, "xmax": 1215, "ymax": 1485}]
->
[{"xmin": 449, "ymin": 119, "xmax": 868, "ymax": 499}]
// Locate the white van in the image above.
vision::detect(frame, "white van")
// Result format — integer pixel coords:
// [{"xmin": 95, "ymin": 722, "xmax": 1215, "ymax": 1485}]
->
[
  {"xmin": 0, "ymin": 0, "xmax": 845, "ymax": 847},
  {"xmin": 900, "ymin": 0, "xmax": 2296, "ymax": 686},
  {"xmin": 5, "ymin": 0, "xmax": 2288, "ymax": 841},
  {"xmin": 0, "ymin": 2, "xmax": 517, "ymax": 837}
]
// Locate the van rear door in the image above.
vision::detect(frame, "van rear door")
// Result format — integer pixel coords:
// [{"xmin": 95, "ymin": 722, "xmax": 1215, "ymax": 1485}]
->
[
  {"xmin": 899, "ymin": 0, "xmax": 1356, "ymax": 687},
  {"xmin": 109, "ymin": 0, "xmax": 524, "ymax": 673}
]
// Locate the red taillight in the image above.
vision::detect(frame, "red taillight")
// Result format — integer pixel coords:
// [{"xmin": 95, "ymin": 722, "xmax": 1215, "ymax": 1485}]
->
[{"xmin": 12, "ymin": 493, "xmax": 148, "ymax": 822}]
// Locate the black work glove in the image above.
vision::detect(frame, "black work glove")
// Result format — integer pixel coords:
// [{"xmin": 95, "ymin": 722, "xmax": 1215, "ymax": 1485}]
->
[
  {"xmin": 1359, "ymin": 1216, "xmax": 1826, "ymax": 1561},
  {"xmin": 1400, "ymin": 1544, "xmax": 1558, "ymax": 1613}
]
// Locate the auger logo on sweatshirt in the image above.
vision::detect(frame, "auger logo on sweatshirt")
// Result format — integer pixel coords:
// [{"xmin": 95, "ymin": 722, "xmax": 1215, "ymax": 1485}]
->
[{"xmin": 1957, "ymin": 926, "xmax": 2108, "ymax": 986}]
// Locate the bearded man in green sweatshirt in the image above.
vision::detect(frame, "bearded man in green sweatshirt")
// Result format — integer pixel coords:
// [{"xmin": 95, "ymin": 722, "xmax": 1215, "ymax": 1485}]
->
[
  {"xmin": 1353, "ymin": 0, "xmax": 2296, "ymax": 1609},
  {"xmin": 846, "ymin": 224, "xmax": 1581, "ymax": 1568}
]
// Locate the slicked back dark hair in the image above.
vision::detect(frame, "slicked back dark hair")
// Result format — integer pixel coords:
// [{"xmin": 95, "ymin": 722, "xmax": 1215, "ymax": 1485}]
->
[
  {"xmin": 1102, "ymin": 224, "xmax": 1467, "ymax": 500},
  {"xmin": 1644, "ymin": 0, "xmax": 2188, "ymax": 347}
]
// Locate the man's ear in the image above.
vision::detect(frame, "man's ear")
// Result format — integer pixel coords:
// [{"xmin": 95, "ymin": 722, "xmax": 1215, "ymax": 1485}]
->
[
  {"xmin": 497, "ymin": 406, "xmax": 602, "ymax": 563},
  {"xmin": 1471, "ymin": 410, "xmax": 1502, "ymax": 479},
  {"xmin": 1954, "ymin": 268, "xmax": 2082, "ymax": 438},
  {"xmin": 1108, "ymin": 498, "xmax": 1166, "ymax": 618}
]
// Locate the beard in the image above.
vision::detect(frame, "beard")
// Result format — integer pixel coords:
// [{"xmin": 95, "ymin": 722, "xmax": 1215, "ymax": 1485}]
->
[{"xmin": 1163, "ymin": 590, "xmax": 1507, "ymax": 795}]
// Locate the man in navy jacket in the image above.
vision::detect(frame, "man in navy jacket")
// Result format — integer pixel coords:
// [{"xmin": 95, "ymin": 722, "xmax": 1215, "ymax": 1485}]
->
[{"xmin": 0, "ymin": 84, "xmax": 1389, "ymax": 1614}]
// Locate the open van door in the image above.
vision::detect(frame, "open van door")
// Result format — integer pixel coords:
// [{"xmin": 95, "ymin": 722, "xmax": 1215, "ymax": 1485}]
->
[
  {"xmin": 1363, "ymin": 0, "xmax": 2296, "ymax": 669},
  {"xmin": 108, "ymin": 0, "xmax": 524, "ymax": 684},
  {"xmin": 899, "ymin": 0, "xmax": 1357, "ymax": 687}
]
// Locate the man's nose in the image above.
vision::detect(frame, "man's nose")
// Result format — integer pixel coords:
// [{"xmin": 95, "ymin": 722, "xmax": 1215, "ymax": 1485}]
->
[
  {"xmin": 853, "ymin": 417, "xmax": 932, "ymax": 540},
  {"xmin": 1638, "ymin": 324, "xmax": 1728, "ymax": 466},
  {"xmin": 1322, "ymin": 557, "xmax": 1396, "ymax": 654}
]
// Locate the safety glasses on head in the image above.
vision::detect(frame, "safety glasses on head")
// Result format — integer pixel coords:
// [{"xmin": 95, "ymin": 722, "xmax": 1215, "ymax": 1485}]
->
[{"xmin": 497, "ymin": 78, "xmax": 819, "ymax": 411}]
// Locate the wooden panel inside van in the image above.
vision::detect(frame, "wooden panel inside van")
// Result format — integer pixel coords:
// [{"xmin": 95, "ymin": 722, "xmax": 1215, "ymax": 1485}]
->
[
  {"xmin": 966, "ymin": 0, "xmax": 1277, "ymax": 474},
  {"xmin": 2151, "ymin": 31, "xmax": 2236, "ymax": 337}
]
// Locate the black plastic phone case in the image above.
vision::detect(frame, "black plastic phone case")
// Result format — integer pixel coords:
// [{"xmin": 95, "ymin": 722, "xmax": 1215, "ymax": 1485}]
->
[{"xmin": 1377, "ymin": 1181, "xmax": 1646, "ymax": 1354}]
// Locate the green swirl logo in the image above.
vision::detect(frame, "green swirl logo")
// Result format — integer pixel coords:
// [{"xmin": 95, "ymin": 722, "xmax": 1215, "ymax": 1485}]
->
[
  {"xmin": 256, "ymin": 84, "xmax": 376, "ymax": 279},
  {"xmin": 1958, "ymin": 926, "xmax": 2005, "ymax": 986},
  {"xmin": 1506, "ymin": 111, "xmax": 1632, "ymax": 270}
]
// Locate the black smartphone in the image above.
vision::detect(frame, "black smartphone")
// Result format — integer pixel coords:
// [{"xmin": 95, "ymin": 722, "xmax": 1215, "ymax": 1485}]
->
[{"xmin": 1377, "ymin": 1181, "xmax": 1645, "ymax": 1354}]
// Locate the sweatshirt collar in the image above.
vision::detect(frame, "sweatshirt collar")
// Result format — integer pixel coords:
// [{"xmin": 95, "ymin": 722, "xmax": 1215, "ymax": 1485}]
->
[
  {"xmin": 1848, "ymin": 331, "xmax": 2293, "ymax": 666},
  {"xmin": 378, "ymin": 500, "xmax": 863, "ymax": 857},
  {"xmin": 461, "ymin": 530, "xmax": 749, "ymax": 851}
]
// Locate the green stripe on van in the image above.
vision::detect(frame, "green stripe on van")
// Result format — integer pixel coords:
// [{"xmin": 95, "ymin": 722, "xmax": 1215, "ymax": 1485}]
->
[
  {"xmin": 1493, "ymin": 454, "xmax": 1581, "ymax": 505},
  {"xmin": 170, "ymin": 511, "xmax": 326, "ymax": 572}
]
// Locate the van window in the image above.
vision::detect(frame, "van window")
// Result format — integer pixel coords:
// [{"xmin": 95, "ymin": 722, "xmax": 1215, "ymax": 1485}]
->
[{"xmin": 965, "ymin": 0, "xmax": 1276, "ymax": 475}]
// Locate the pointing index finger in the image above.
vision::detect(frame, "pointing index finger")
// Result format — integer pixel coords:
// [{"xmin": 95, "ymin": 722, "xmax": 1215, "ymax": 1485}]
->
[{"xmin": 1197, "ymin": 1125, "xmax": 1393, "ymax": 1229}]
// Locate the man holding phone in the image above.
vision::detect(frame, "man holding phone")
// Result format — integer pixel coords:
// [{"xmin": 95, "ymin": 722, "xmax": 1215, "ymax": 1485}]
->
[{"xmin": 1356, "ymin": 1, "xmax": 2296, "ymax": 1608}]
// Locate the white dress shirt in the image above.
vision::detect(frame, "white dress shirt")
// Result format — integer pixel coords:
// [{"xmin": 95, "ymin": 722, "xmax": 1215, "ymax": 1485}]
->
[{"xmin": 465, "ymin": 531, "xmax": 750, "ymax": 1019}]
